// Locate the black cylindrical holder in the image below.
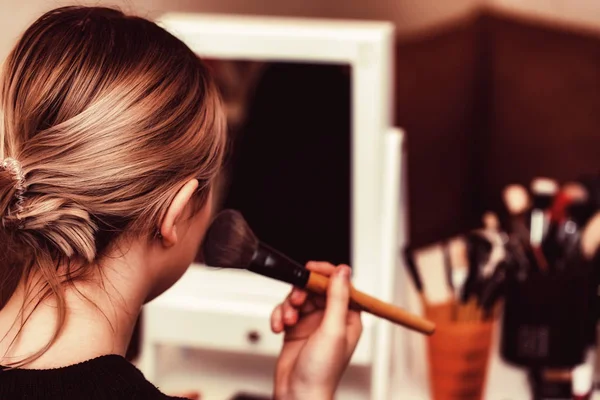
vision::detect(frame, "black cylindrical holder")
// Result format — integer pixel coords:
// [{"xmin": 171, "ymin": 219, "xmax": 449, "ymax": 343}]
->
[{"xmin": 501, "ymin": 260, "xmax": 593, "ymax": 368}]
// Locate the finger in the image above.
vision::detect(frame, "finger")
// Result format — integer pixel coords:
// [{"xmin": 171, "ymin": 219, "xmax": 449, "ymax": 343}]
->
[
  {"xmin": 271, "ymin": 304, "xmax": 284, "ymax": 333},
  {"xmin": 282, "ymin": 297, "xmax": 299, "ymax": 326},
  {"xmin": 306, "ymin": 261, "xmax": 338, "ymax": 276},
  {"xmin": 289, "ymin": 287, "xmax": 308, "ymax": 307},
  {"xmin": 321, "ymin": 265, "xmax": 351, "ymax": 336}
]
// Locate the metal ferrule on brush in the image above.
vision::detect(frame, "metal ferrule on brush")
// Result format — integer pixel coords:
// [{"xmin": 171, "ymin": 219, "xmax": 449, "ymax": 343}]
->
[{"xmin": 249, "ymin": 242, "xmax": 310, "ymax": 287}]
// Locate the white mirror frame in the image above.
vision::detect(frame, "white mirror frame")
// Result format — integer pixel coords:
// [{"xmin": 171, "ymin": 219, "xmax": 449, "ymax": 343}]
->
[
  {"xmin": 158, "ymin": 13, "xmax": 394, "ymax": 297},
  {"xmin": 143, "ymin": 13, "xmax": 410, "ymax": 400}
]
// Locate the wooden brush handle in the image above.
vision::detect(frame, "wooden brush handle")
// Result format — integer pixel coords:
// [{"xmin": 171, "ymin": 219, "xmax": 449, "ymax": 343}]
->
[{"xmin": 306, "ymin": 272, "xmax": 436, "ymax": 335}]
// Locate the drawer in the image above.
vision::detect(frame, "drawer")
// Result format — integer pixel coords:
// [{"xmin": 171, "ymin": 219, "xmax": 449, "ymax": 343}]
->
[{"xmin": 145, "ymin": 298, "xmax": 284, "ymax": 356}]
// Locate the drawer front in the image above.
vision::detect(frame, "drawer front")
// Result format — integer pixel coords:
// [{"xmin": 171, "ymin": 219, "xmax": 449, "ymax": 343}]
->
[{"xmin": 145, "ymin": 298, "xmax": 284, "ymax": 356}]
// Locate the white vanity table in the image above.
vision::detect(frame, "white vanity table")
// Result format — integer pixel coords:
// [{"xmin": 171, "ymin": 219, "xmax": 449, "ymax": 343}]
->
[{"xmin": 138, "ymin": 13, "xmax": 409, "ymax": 400}]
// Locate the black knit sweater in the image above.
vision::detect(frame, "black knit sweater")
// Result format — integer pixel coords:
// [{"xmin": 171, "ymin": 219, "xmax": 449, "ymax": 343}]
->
[{"xmin": 0, "ymin": 354, "xmax": 185, "ymax": 399}]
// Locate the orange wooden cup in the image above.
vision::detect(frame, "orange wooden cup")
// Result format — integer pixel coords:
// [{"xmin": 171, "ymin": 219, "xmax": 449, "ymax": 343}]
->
[{"xmin": 425, "ymin": 303, "xmax": 495, "ymax": 400}]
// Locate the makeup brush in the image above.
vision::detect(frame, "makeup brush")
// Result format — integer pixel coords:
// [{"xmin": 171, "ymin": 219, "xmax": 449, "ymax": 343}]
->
[
  {"xmin": 482, "ymin": 211, "xmax": 501, "ymax": 232},
  {"xmin": 528, "ymin": 178, "xmax": 558, "ymax": 271},
  {"xmin": 441, "ymin": 241, "xmax": 458, "ymax": 321},
  {"xmin": 479, "ymin": 259, "xmax": 509, "ymax": 319},
  {"xmin": 448, "ymin": 238, "xmax": 469, "ymax": 308},
  {"xmin": 503, "ymin": 184, "xmax": 541, "ymax": 272},
  {"xmin": 529, "ymin": 178, "xmax": 559, "ymax": 245},
  {"xmin": 564, "ymin": 183, "xmax": 594, "ymax": 226},
  {"xmin": 441, "ymin": 242, "xmax": 455, "ymax": 298},
  {"xmin": 559, "ymin": 183, "xmax": 591, "ymax": 261},
  {"xmin": 578, "ymin": 174, "xmax": 600, "ymax": 212},
  {"xmin": 403, "ymin": 246, "xmax": 427, "ymax": 306},
  {"xmin": 543, "ymin": 183, "xmax": 586, "ymax": 264},
  {"xmin": 479, "ymin": 211, "xmax": 506, "ymax": 278},
  {"xmin": 464, "ymin": 232, "xmax": 493, "ymax": 296},
  {"xmin": 202, "ymin": 209, "xmax": 436, "ymax": 335},
  {"xmin": 502, "ymin": 184, "xmax": 531, "ymax": 243}
]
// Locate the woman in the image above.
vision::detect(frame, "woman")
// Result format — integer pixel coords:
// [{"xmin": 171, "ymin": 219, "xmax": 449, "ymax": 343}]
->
[{"xmin": 0, "ymin": 6, "xmax": 362, "ymax": 400}]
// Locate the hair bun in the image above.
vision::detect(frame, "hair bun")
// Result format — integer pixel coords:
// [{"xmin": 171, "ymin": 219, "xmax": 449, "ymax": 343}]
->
[
  {"xmin": 1, "ymin": 159, "xmax": 97, "ymax": 262},
  {"xmin": 18, "ymin": 197, "xmax": 98, "ymax": 262},
  {"xmin": 0, "ymin": 157, "xmax": 27, "ymax": 228}
]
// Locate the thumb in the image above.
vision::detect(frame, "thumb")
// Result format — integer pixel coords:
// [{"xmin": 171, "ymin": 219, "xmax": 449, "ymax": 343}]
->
[{"xmin": 321, "ymin": 265, "xmax": 351, "ymax": 335}]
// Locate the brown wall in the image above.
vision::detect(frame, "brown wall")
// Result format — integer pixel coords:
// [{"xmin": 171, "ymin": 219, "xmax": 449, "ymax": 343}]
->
[
  {"xmin": 396, "ymin": 18, "xmax": 484, "ymax": 246},
  {"xmin": 482, "ymin": 13, "xmax": 600, "ymax": 212},
  {"xmin": 402, "ymin": 11, "xmax": 600, "ymax": 247},
  {"xmin": 486, "ymin": 0, "xmax": 600, "ymax": 35}
]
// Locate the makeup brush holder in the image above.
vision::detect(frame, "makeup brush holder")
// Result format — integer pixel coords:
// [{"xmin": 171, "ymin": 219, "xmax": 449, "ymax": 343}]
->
[
  {"xmin": 425, "ymin": 302, "xmax": 495, "ymax": 400},
  {"xmin": 500, "ymin": 261, "xmax": 593, "ymax": 368}
]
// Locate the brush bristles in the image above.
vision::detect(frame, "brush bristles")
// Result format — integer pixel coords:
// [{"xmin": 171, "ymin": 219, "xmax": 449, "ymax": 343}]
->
[
  {"xmin": 531, "ymin": 177, "xmax": 559, "ymax": 195},
  {"xmin": 503, "ymin": 184, "xmax": 530, "ymax": 215},
  {"xmin": 201, "ymin": 209, "xmax": 259, "ymax": 269},
  {"xmin": 562, "ymin": 182, "xmax": 589, "ymax": 203},
  {"xmin": 482, "ymin": 211, "xmax": 500, "ymax": 231}
]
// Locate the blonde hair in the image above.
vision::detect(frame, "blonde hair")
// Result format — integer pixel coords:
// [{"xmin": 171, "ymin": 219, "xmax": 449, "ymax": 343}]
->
[{"xmin": 0, "ymin": 6, "xmax": 226, "ymax": 366}]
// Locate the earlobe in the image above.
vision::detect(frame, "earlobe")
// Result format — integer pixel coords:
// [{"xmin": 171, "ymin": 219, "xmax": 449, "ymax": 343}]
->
[{"xmin": 159, "ymin": 179, "xmax": 199, "ymax": 247}]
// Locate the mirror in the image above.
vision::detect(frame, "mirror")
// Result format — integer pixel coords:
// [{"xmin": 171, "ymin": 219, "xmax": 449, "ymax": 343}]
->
[{"xmin": 206, "ymin": 59, "xmax": 353, "ymax": 266}]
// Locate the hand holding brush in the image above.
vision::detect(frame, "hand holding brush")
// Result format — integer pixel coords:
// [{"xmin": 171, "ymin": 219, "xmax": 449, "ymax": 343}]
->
[
  {"xmin": 202, "ymin": 209, "xmax": 436, "ymax": 335},
  {"xmin": 272, "ymin": 262, "xmax": 362, "ymax": 399}
]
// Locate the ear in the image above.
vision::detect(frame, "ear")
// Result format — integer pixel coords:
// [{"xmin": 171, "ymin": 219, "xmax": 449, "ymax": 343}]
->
[{"xmin": 159, "ymin": 179, "xmax": 199, "ymax": 247}]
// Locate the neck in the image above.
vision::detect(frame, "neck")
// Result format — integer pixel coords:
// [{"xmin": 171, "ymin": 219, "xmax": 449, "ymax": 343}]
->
[{"xmin": 0, "ymin": 245, "xmax": 151, "ymax": 369}]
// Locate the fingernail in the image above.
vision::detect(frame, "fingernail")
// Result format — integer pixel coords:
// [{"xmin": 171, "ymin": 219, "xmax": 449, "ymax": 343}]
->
[{"xmin": 339, "ymin": 266, "xmax": 350, "ymax": 280}]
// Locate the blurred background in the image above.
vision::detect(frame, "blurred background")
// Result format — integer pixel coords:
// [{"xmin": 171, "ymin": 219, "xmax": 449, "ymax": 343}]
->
[
  {"xmin": 2, "ymin": 1, "xmax": 600, "ymax": 399},
  {"xmin": 2, "ymin": 0, "xmax": 599, "ymax": 247}
]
